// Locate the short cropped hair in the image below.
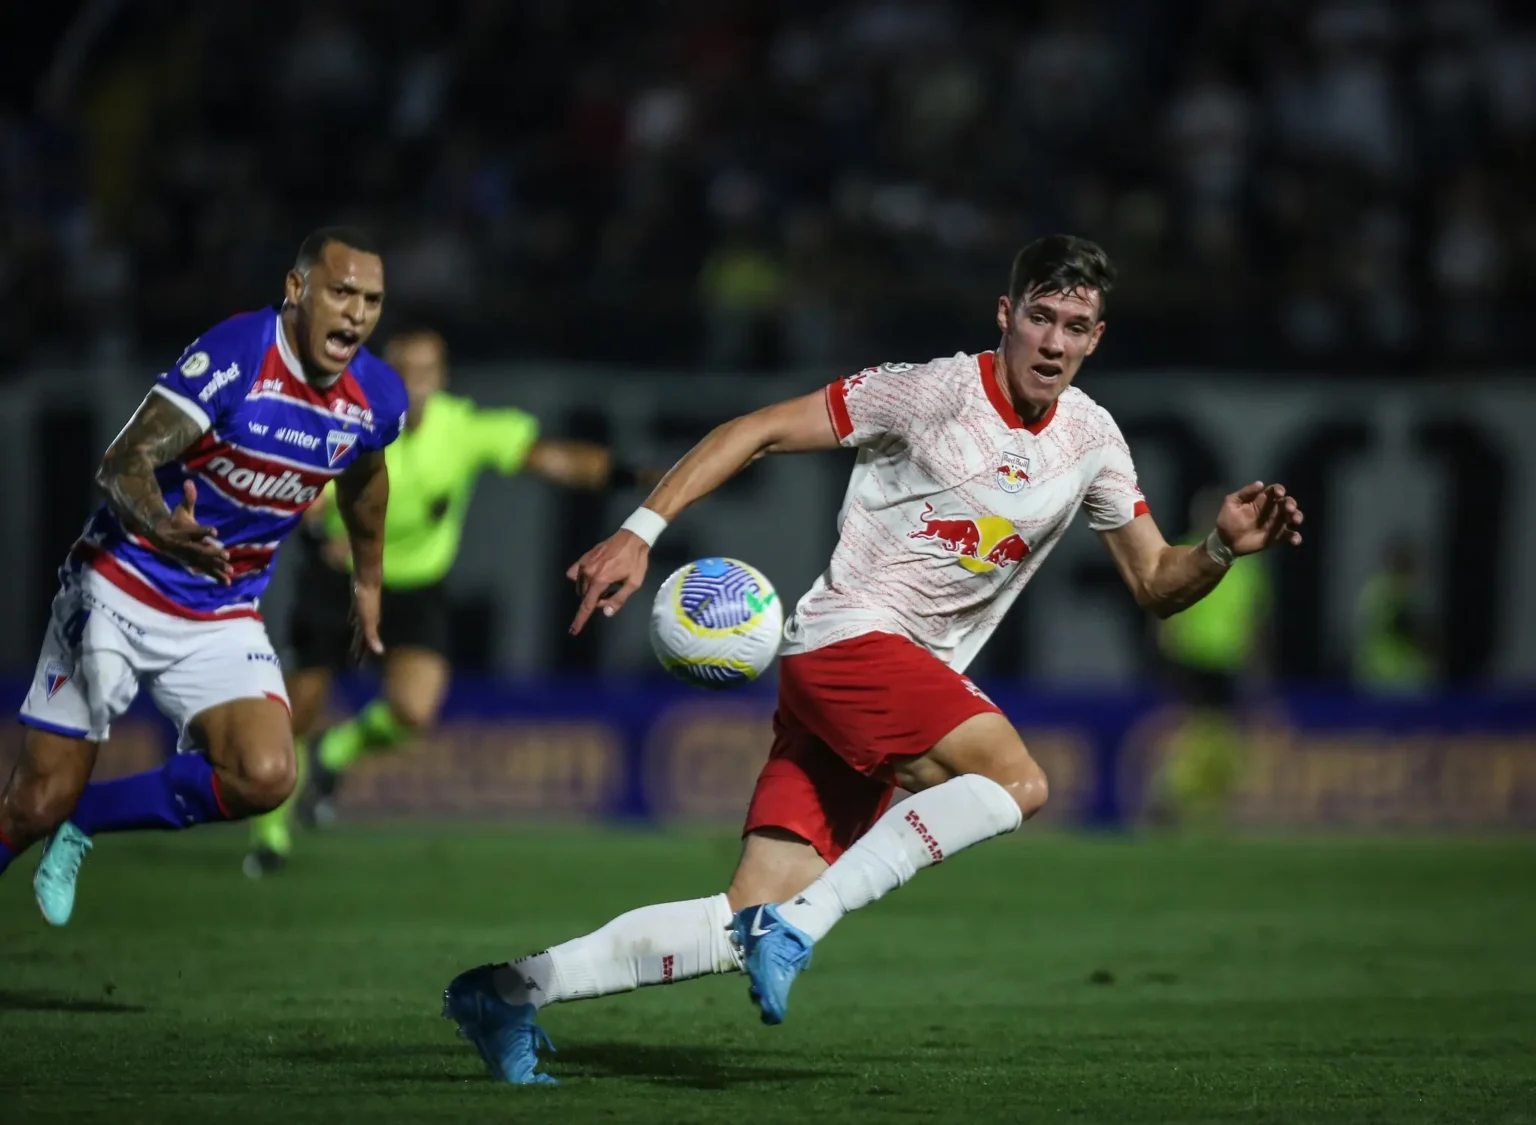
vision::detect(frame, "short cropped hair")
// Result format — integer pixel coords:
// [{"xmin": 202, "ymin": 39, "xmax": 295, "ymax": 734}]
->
[
  {"xmin": 1008, "ymin": 235, "xmax": 1117, "ymax": 318},
  {"xmin": 294, "ymin": 226, "xmax": 381, "ymax": 272},
  {"xmin": 384, "ymin": 326, "xmax": 448, "ymax": 360}
]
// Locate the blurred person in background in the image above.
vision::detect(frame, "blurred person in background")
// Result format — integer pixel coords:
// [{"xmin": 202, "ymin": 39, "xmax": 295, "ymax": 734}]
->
[
  {"xmin": 1353, "ymin": 537, "xmax": 1438, "ymax": 694},
  {"xmin": 1153, "ymin": 486, "xmax": 1272, "ymax": 828},
  {"xmin": 244, "ymin": 328, "xmax": 653, "ymax": 876}
]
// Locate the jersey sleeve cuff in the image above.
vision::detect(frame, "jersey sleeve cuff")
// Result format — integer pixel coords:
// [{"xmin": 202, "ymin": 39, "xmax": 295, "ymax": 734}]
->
[
  {"xmin": 825, "ymin": 381, "xmax": 854, "ymax": 444},
  {"xmin": 1087, "ymin": 499, "xmax": 1152, "ymax": 532},
  {"xmin": 150, "ymin": 385, "xmax": 212, "ymax": 434}
]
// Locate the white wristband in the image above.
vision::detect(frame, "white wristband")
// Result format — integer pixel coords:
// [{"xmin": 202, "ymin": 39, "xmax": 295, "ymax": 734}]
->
[
  {"xmin": 620, "ymin": 507, "xmax": 668, "ymax": 547},
  {"xmin": 1203, "ymin": 528, "xmax": 1234, "ymax": 569}
]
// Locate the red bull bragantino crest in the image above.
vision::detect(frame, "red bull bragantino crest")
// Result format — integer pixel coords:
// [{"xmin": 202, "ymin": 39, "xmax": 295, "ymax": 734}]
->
[
  {"xmin": 996, "ymin": 450, "xmax": 1031, "ymax": 493},
  {"xmin": 909, "ymin": 503, "xmax": 1031, "ymax": 574}
]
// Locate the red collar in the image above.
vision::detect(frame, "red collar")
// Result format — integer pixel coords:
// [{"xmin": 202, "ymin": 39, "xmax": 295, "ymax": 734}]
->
[{"xmin": 979, "ymin": 350, "xmax": 1056, "ymax": 434}]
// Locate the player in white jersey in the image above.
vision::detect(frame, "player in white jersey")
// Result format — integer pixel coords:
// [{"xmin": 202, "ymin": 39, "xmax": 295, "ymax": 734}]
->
[{"xmin": 442, "ymin": 235, "xmax": 1306, "ymax": 1084}]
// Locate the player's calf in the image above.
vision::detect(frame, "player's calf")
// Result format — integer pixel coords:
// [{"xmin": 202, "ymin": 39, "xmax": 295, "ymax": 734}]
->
[
  {"xmin": 766, "ymin": 712, "xmax": 1038, "ymax": 955},
  {"xmin": 725, "ymin": 826, "xmax": 829, "ymax": 912},
  {"xmin": 0, "ymin": 728, "xmax": 97, "ymax": 861}
]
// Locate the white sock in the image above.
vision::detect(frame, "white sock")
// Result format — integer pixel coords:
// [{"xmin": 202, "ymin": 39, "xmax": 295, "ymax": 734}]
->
[
  {"xmin": 774, "ymin": 774, "xmax": 1023, "ymax": 942},
  {"xmin": 492, "ymin": 893, "xmax": 741, "ymax": 1009}
]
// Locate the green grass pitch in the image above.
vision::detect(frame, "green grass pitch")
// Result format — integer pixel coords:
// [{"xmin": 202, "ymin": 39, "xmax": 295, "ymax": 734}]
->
[{"xmin": 2, "ymin": 826, "xmax": 1534, "ymax": 1124}]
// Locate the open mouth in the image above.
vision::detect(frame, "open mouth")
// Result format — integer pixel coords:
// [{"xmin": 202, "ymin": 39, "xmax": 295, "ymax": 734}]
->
[
  {"xmin": 1030, "ymin": 363, "xmax": 1063, "ymax": 383},
  {"xmin": 323, "ymin": 329, "xmax": 360, "ymax": 365}
]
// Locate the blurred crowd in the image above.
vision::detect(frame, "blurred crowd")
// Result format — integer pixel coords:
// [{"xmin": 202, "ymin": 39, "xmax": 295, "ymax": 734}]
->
[{"xmin": 3, "ymin": 0, "xmax": 1535, "ymax": 374}]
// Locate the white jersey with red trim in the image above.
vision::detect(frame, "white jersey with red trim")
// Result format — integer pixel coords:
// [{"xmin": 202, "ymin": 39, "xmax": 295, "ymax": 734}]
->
[{"xmin": 781, "ymin": 350, "xmax": 1148, "ymax": 673}]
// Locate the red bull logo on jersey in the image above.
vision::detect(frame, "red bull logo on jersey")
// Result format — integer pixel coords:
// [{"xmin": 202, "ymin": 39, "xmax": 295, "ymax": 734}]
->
[
  {"xmin": 326, "ymin": 429, "xmax": 358, "ymax": 466},
  {"xmin": 996, "ymin": 450, "xmax": 1031, "ymax": 493},
  {"xmin": 909, "ymin": 503, "xmax": 1031, "ymax": 574},
  {"xmin": 203, "ymin": 455, "xmax": 321, "ymax": 506}
]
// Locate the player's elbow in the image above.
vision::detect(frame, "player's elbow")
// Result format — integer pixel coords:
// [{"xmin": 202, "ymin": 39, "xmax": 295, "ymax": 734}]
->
[
  {"xmin": 1127, "ymin": 577, "xmax": 1169, "ymax": 618},
  {"xmin": 713, "ymin": 411, "xmax": 778, "ymax": 463},
  {"xmin": 92, "ymin": 460, "xmax": 120, "ymax": 499}
]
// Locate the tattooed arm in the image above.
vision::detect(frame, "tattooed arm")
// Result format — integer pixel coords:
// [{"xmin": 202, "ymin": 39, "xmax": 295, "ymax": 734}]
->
[
  {"xmin": 333, "ymin": 450, "xmax": 389, "ymax": 656},
  {"xmin": 96, "ymin": 393, "xmax": 232, "ymax": 581}
]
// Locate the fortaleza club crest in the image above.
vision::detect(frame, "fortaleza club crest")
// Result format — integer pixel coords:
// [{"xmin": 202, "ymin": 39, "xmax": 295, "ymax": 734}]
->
[
  {"xmin": 996, "ymin": 450, "xmax": 1030, "ymax": 493},
  {"xmin": 43, "ymin": 658, "xmax": 71, "ymax": 700},
  {"xmin": 325, "ymin": 429, "xmax": 358, "ymax": 467},
  {"xmin": 909, "ymin": 503, "xmax": 1030, "ymax": 572}
]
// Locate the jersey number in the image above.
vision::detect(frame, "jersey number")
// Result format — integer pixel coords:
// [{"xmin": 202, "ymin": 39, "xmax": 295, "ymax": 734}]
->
[{"xmin": 62, "ymin": 608, "xmax": 91, "ymax": 651}]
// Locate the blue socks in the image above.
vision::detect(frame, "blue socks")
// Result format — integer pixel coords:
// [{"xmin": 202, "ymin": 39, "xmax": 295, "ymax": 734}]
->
[{"xmin": 69, "ymin": 752, "xmax": 229, "ymax": 836}]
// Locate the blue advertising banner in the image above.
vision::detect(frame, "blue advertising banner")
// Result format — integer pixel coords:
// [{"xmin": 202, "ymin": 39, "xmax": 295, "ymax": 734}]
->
[{"xmin": 1, "ymin": 676, "xmax": 1532, "ymax": 829}]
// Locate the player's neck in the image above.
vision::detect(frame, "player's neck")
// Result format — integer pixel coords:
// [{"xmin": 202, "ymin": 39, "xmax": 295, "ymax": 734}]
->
[{"xmin": 992, "ymin": 347, "xmax": 1052, "ymax": 426}]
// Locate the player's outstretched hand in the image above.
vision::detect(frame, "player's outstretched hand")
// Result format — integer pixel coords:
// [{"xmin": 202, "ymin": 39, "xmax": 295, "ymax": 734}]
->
[
  {"xmin": 567, "ymin": 530, "xmax": 650, "ymax": 635},
  {"xmin": 152, "ymin": 481, "xmax": 232, "ymax": 583},
  {"xmin": 349, "ymin": 578, "xmax": 385, "ymax": 662},
  {"xmin": 1215, "ymin": 481, "xmax": 1304, "ymax": 556}
]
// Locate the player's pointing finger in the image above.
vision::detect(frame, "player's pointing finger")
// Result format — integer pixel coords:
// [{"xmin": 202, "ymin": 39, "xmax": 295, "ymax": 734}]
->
[{"xmin": 570, "ymin": 583, "xmax": 604, "ymax": 635}]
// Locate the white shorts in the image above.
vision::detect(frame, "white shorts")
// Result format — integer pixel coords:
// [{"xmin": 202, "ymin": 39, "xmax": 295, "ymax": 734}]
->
[{"xmin": 18, "ymin": 565, "xmax": 290, "ymax": 751}]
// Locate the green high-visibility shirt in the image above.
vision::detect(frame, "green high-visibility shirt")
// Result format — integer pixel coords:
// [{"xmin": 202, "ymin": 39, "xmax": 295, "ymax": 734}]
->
[
  {"xmin": 1158, "ymin": 549, "xmax": 1270, "ymax": 673},
  {"xmin": 1354, "ymin": 573, "xmax": 1434, "ymax": 688},
  {"xmin": 323, "ymin": 392, "xmax": 540, "ymax": 589}
]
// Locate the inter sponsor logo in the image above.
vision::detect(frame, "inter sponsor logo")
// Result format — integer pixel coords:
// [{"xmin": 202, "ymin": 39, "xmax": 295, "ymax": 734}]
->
[
  {"xmin": 203, "ymin": 454, "xmax": 320, "ymax": 505},
  {"xmin": 275, "ymin": 427, "xmax": 321, "ymax": 450}
]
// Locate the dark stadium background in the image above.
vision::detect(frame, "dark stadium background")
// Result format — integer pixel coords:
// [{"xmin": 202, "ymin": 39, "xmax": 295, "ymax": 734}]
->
[{"xmin": 1, "ymin": 5, "xmax": 1533, "ymax": 1123}]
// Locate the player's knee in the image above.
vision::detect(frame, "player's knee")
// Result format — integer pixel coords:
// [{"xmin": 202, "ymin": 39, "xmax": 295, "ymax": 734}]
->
[
  {"xmin": 387, "ymin": 697, "xmax": 436, "ymax": 734},
  {"xmin": 235, "ymin": 745, "xmax": 297, "ymax": 812},
  {"xmin": 1005, "ymin": 759, "xmax": 1049, "ymax": 821}
]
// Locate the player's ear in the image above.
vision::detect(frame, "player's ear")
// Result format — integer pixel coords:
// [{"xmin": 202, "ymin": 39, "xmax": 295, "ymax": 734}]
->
[
  {"xmin": 996, "ymin": 295, "xmax": 1011, "ymax": 334},
  {"xmin": 284, "ymin": 269, "xmax": 307, "ymax": 307},
  {"xmin": 1086, "ymin": 318, "xmax": 1106, "ymax": 355}
]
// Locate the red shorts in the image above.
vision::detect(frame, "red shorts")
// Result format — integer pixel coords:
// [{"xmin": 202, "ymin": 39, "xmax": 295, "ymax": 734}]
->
[{"xmin": 742, "ymin": 632, "xmax": 1003, "ymax": 862}]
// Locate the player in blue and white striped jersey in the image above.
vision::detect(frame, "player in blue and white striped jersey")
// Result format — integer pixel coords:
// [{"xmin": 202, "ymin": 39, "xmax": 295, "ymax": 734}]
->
[{"xmin": 0, "ymin": 227, "xmax": 406, "ymax": 927}]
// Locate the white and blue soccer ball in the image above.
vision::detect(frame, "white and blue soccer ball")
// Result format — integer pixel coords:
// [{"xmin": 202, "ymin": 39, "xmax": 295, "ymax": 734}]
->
[{"xmin": 650, "ymin": 557, "xmax": 783, "ymax": 689}]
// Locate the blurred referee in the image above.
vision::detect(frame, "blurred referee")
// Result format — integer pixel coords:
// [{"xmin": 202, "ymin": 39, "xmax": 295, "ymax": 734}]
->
[{"xmin": 245, "ymin": 327, "xmax": 648, "ymax": 876}]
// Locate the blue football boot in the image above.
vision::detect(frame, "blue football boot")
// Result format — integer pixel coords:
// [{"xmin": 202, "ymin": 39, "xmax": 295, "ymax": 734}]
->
[
  {"xmin": 442, "ymin": 964, "xmax": 557, "ymax": 1084},
  {"xmin": 732, "ymin": 903, "xmax": 814, "ymax": 1025}
]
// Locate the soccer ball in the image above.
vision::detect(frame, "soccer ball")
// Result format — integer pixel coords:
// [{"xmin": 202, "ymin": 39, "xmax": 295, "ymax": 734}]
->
[{"xmin": 650, "ymin": 557, "xmax": 783, "ymax": 688}]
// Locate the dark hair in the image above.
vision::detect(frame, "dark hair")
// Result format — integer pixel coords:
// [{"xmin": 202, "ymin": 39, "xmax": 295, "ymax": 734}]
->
[
  {"xmin": 385, "ymin": 325, "xmax": 448, "ymax": 355},
  {"xmin": 294, "ymin": 226, "xmax": 381, "ymax": 272},
  {"xmin": 1008, "ymin": 235, "xmax": 1117, "ymax": 318}
]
